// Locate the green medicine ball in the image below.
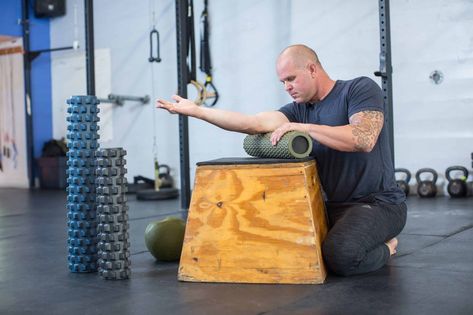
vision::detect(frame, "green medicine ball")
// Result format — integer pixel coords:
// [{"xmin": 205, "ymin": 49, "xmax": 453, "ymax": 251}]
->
[{"xmin": 144, "ymin": 217, "xmax": 186, "ymax": 261}]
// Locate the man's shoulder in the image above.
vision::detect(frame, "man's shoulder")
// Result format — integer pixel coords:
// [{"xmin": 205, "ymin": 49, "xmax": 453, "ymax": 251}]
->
[
  {"xmin": 339, "ymin": 76, "xmax": 381, "ymax": 98},
  {"xmin": 278, "ymin": 101, "xmax": 300, "ymax": 122},
  {"xmin": 344, "ymin": 76, "xmax": 378, "ymax": 88}
]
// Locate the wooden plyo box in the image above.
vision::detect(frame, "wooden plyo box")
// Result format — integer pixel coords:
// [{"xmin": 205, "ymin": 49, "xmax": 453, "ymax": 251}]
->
[{"xmin": 178, "ymin": 157, "xmax": 328, "ymax": 284}]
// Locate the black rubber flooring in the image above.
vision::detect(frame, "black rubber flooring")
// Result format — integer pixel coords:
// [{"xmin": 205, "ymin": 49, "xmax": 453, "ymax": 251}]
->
[{"xmin": 0, "ymin": 188, "xmax": 472, "ymax": 315}]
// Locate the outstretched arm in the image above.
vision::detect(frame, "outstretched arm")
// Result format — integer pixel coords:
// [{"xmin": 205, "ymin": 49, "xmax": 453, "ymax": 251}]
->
[
  {"xmin": 270, "ymin": 110, "xmax": 384, "ymax": 152},
  {"xmin": 157, "ymin": 95, "xmax": 289, "ymax": 134}
]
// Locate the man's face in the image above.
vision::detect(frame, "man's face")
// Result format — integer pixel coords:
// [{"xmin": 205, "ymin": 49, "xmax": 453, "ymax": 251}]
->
[{"xmin": 276, "ymin": 57, "xmax": 315, "ymax": 103}]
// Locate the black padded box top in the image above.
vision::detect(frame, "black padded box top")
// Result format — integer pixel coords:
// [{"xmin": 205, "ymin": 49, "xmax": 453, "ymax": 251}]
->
[{"xmin": 196, "ymin": 157, "xmax": 315, "ymax": 166}]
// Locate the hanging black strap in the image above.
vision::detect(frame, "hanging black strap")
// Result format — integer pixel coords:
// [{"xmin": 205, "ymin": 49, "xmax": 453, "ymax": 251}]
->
[
  {"xmin": 183, "ymin": 0, "xmax": 206, "ymax": 105},
  {"xmin": 186, "ymin": 0, "xmax": 197, "ymax": 82},
  {"xmin": 199, "ymin": 0, "xmax": 211, "ymax": 75},
  {"xmin": 199, "ymin": 0, "xmax": 218, "ymax": 106}
]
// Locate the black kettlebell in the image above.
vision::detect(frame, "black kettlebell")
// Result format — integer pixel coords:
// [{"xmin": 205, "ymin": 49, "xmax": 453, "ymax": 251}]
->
[
  {"xmin": 415, "ymin": 168, "xmax": 438, "ymax": 198},
  {"xmin": 158, "ymin": 164, "xmax": 174, "ymax": 188},
  {"xmin": 445, "ymin": 166, "xmax": 468, "ymax": 198},
  {"xmin": 395, "ymin": 168, "xmax": 411, "ymax": 196}
]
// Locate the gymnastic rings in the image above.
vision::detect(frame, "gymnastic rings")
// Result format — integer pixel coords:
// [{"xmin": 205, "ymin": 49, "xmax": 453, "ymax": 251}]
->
[
  {"xmin": 203, "ymin": 78, "xmax": 219, "ymax": 107},
  {"xmin": 188, "ymin": 79, "xmax": 218, "ymax": 106},
  {"xmin": 189, "ymin": 80, "xmax": 207, "ymax": 105}
]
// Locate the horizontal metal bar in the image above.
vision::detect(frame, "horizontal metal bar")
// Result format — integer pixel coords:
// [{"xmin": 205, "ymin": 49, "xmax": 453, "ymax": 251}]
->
[
  {"xmin": 30, "ymin": 46, "xmax": 74, "ymax": 54},
  {"xmin": 29, "ymin": 46, "xmax": 75, "ymax": 61},
  {"xmin": 98, "ymin": 98, "xmax": 114, "ymax": 104},
  {"xmin": 98, "ymin": 94, "xmax": 150, "ymax": 106}
]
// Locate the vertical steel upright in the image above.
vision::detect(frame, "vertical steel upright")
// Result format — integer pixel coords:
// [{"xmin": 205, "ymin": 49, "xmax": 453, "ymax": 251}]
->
[
  {"xmin": 20, "ymin": 0, "xmax": 35, "ymax": 188},
  {"xmin": 175, "ymin": 0, "xmax": 191, "ymax": 212},
  {"xmin": 375, "ymin": 0, "xmax": 395, "ymax": 165},
  {"xmin": 84, "ymin": 0, "xmax": 95, "ymax": 95}
]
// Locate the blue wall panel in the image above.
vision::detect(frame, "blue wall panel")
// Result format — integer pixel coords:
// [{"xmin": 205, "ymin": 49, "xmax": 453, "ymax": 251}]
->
[
  {"xmin": 0, "ymin": 0, "xmax": 52, "ymax": 160},
  {"xmin": 0, "ymin": 1, "xmax": 22, "ymax": 36}
]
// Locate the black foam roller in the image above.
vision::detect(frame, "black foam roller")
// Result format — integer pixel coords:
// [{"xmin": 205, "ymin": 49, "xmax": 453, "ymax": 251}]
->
[{"xmin": 243, "ymin": 131, "xmax": 313, "ymax": 159}]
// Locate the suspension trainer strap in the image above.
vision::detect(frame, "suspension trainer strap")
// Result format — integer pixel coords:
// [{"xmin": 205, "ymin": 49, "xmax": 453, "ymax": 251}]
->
[
  {"xmin": 184, "ymin": 0, "xmax": 208, "ymax": 105},
  {"xmin": 199, "ymin": 0, "xmax": 210, "ymax": 75},
  {"xmin": 186, "ymin": 0, "xmax": 196, "ymax": 82},
  {"xmin": 199, "ymin": 0, "xmax": 218, "ymax": 106}
]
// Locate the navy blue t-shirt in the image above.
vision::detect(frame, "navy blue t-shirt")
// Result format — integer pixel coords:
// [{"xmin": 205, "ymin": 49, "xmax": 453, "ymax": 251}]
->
[{"xmin": 279, "ymin": 76, "xmax": 405, "ymax": 204}]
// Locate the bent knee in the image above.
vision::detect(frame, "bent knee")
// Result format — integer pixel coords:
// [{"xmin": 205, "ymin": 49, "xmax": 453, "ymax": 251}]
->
[{"xmin": 322, "ymin": 238, "xmax": 363, "ymax": 277}]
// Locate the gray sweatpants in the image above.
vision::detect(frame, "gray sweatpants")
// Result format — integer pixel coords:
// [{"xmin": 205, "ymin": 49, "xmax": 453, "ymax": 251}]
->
[{"xmin": 322, "ymin": 201, "xmax": 407, "ymax": 276}]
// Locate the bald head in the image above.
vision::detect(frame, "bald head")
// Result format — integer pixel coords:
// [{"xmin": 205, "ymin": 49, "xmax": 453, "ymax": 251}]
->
[{"xmin": 277, "ymin": 44, "xmax": 320, "ymax": 69}]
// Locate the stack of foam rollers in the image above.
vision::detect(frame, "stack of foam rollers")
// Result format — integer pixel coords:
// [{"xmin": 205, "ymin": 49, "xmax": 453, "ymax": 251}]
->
[
  {"xmin": 66, "ymin": 95, "xmax": 130, "ymax": 279},
  {"xmin": 96, "ymin": 148, "xmax": 131, "ymax": 280},
  {"xmin": 66, "ymin": 95, "xmax": 100, "ymax": 273}
]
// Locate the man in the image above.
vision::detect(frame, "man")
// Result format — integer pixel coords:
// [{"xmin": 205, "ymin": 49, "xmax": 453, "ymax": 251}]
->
[{"xmin": 157, "ymin": 44, "xmax": 407, "ymax": 276}]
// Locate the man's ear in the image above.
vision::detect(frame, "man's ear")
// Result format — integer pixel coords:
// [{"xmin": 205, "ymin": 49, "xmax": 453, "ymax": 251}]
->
[{"xmin": 308, "ymin": 63, "xmax": 317, "ymax": 78}]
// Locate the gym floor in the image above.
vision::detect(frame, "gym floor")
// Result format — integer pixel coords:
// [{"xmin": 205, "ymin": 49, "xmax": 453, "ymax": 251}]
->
[{"xmin": 0, "ymin": 188, "xmax": 472, "ymax": 315}]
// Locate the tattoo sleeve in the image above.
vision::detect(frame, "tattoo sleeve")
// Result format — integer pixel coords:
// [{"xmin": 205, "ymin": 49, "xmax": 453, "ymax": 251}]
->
[{"xmin": 348, "ymin": 111, "xmax": 384, "ymax": 152}]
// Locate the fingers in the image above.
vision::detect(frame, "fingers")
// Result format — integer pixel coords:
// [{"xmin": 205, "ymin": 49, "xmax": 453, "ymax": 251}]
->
[
  {"xmin": 156, "ymin": 99, "xmax": 176, "ymax": 114},
  {"xmin": 172, "ymin": 95, "xmax": 183, "ymax": 102},
  {"xmin": 155, "ymin": 95, "xmax": 190, "ymax": 115},
  {"xmin": 270, "ymin": 132, "xmax": 277, "ymax": 146},
  {"xmin": 156, "ymin": 99, "xmax": 170, "ymax": 109},
  {"xmin": 156, "ymin": 95, "xmax": 184, "ymax": 108},
  {"xmin": 270, "ymin": 129, "xmax": 284, "ymax": 146},
  {"xmin": 270, "ymin": 123, "xmax": 300, "ymax": 145}
]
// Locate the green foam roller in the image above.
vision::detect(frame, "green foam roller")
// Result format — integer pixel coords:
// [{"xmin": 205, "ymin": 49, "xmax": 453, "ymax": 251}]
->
[{"xmin": 243, "ymin": 131, "xmax": 313, "ymax": 159}]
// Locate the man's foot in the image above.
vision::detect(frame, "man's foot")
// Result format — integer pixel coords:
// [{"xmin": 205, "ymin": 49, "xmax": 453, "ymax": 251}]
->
[{"xmin": 385, "ymin": 238, "xmax": 398, "ymax": 256}]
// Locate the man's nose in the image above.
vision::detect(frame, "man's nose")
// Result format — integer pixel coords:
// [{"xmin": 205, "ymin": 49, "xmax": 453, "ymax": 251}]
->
[{"xmin": 284, "ymin": 81, "xmax": 292, "ymax": 91}]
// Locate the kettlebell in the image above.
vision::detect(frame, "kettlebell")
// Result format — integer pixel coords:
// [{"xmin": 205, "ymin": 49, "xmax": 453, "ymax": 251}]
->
[
  {"xmin": 158, "ymin": 164, "xmax": 174, "ymax": 188},
  {"xmin": 395, "ymin": 168, "xmax": 411, "ymax": 196},
  {"xmin": 415, "ymin": 168, "xmax": 438, "ymax": 198},
  {"xmin": 445, "ymin": 166, "xmax": 468, "ymax": 198}
]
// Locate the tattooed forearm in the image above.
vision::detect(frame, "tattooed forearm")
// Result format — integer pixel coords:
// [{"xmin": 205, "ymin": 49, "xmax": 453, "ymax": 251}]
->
[{"xmin": 349, "ymin": 111, "xmax": 384, "ymax": 152}]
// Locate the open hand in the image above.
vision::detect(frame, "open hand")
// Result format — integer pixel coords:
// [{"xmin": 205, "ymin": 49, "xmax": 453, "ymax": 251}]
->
[
  {"xmin": 156, "ymin": 95, "xmax": 199, "ymax": 116},
  {"xmin": 270, "ymin": 122, "xmax": 307, "ymax": 146}
]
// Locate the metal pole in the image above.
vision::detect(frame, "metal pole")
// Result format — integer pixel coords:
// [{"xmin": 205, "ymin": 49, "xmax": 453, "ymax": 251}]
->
[
  {"xmin": 21, "ymin": 0, "xmax": 35, "ymax": 188},
  {"xmin": 375, "ymin": 0, "xmax": 395, "ymax": 165},
  {"xmin": 84, "ymin": 0, "xmax": 95, "ymax": 95},
  {"xmin": 175, "ymin": 0, "xmax": 191, "ymax": 211}
]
